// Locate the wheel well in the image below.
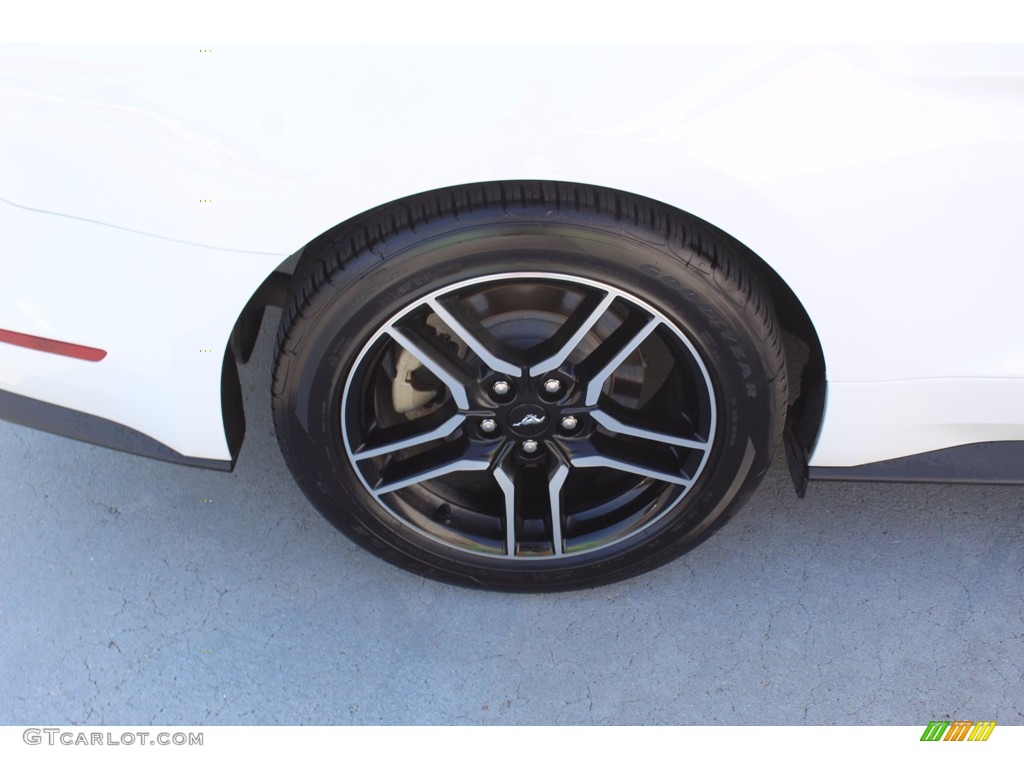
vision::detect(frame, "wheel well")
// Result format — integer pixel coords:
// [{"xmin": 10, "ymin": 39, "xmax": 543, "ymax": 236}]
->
[
  {"xmin": 277, "ymin": 180, "xmax": 826, "ymax": 496},
  {"xmin": 716, "ymin": 231, "xmax": 826, "ymax": 497}
]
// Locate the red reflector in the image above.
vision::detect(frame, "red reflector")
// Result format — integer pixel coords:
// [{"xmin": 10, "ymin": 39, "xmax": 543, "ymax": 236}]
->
[{"xmin": 0, "ymin": 328, "xmax": 107, "ymax": 361}]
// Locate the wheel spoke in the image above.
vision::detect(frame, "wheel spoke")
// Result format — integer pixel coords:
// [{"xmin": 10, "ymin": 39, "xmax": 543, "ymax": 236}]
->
[
  {"xmin": 578, "ymin": 313, "xmax": 661, "ymax": 405},
  {"xmin": 493, "ymin": 465, "xmax": 518, "ymax": 557},
  {"xmin": 494, "ymin": 461, "xmax": 570, "ymax": 556},
  {"xmin": 547, "ymin": 463, "xmax": 569, "ymax": 556},
  {"xmin": 590, "ymin": 409, "xmax": 710, "ymax": 452},
  {"xmin": 427, "ymin": 296, "xmax": 521, "ymax": 378},
  {"xmin": 385, "ymin": 324, "xmax": 473, "ymax": 410},
  {"xmin": 353, "ymin": 412, "xmax": 466, "ymax": 460},
  {"xmin": 372, "ymin": 439, "xmax": 494, "ymax": 495},
  {"xmin": 566, "ymin": 434, "xmax": 693, "ymax": 487},
  {"xmin": 570, "ymin": 454, "xmax": 693, "ymax": 487},
  {"xmin": 528, "ymin": 290, "xmax": 615, "ymax": 376}
]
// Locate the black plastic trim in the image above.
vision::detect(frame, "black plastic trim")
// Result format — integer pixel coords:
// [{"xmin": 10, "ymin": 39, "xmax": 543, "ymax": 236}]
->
[
  {"xmin": 0, "ymin": 387, "xmax": 234, "ymax": 472},
  {"xmin": 229, "ymin": 270, "xmax": 291, "ymax": 364},
  {"xmin": 784, "ymin": 367, "xmax": 825, "ymax": 499},
  {"xmin": 809, "ymin": 441, "xmax": 1024, "ymax": 485},
  {"xmin": 220, "ymin": 345, "xmax": 245, "ymax": 463}
]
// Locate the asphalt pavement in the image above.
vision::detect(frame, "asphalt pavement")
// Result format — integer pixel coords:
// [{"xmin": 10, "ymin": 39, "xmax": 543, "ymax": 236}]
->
[{"xmin": 2, "ymin": 309, "xmax": 1022, "ymax": 725}]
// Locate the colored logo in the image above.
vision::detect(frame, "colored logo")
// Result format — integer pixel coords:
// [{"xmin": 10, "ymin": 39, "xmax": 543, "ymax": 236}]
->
[{"xmin": 920, "ymin": 721, "xmax": 996, "ymax": 741}]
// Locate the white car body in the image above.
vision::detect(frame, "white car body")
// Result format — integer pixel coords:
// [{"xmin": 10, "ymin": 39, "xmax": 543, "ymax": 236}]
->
[{"xmin": 2, "ymin": 44, "xmax": 1023, "ymax": 475}]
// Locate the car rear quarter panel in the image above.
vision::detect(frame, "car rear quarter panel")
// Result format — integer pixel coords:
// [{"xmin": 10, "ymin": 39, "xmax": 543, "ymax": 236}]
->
[{"xmin": 2, "ymin": 44, "xmax": 1023, "ymax": 465}]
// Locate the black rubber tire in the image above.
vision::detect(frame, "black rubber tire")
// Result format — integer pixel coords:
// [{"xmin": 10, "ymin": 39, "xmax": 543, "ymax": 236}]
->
[{"xmin": 272, "ymin": 181, "xmax": 786, "ymax": 591}]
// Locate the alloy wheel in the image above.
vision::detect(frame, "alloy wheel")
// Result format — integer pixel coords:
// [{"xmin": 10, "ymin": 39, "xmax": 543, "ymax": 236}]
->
[{"xmin": 340, "ymin": 272, "xmax": 718, "ymax": 560}]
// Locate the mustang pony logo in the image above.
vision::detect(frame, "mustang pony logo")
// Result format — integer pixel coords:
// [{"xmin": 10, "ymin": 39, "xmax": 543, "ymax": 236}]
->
[{"xmin": 512, "ymin": 413, "xmax": 546, "ymax": 428}]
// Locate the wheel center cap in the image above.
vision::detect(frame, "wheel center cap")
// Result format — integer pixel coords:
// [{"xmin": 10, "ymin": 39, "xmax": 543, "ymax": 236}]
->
[{"xmin": 508, "ymin": 404, "xmax": 549, "ymax": 437}]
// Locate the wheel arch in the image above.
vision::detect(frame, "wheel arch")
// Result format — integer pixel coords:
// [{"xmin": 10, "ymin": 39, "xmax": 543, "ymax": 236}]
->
[
  {"xmin": 232, "ymin": 179, "xmax": 826, "ymax": 494},
  {"xmin": 710, "ymin": 222, "xmax": 826, "ymax": 497}
]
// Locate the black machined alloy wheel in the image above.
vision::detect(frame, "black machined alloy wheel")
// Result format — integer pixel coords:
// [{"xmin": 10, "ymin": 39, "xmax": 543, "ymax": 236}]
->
[
  {"xmin": 272, "ymin": 181, "xmax": 787, "ymax": 590},
  {"xmin": 342, "ymin": 273, "xmax": 717, "ymax": 560}
]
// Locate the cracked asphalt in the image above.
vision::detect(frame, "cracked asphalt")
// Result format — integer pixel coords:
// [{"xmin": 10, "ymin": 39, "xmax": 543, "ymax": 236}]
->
[{"xmin": 1, "ymin": 309, "xmax": 1022, "ymax": 725}]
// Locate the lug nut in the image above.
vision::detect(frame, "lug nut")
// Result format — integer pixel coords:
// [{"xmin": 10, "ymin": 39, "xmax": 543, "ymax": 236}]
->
[
  {"xmin": 543, "ymin": 378, "xmax": 562, "ymax": 395},
  {"xmin": 521, "ymin": 439, "xmax": 540, "ymax": 454},
  {"xmin": 480, "ymin": 418, "xmax": 498, "ymax": 434},
  {"xmin": 491, "ymin": 380, "xmax": 511, "ymax": 397},
  {"xmin": 560, "ymin": 415, "xmax": 578, "ymax": 431}
]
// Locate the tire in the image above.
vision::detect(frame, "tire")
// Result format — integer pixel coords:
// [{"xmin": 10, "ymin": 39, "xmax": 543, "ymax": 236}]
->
[{"xmin": 272, "ymin": 181, "xmax": 786, "ymax": 591}]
